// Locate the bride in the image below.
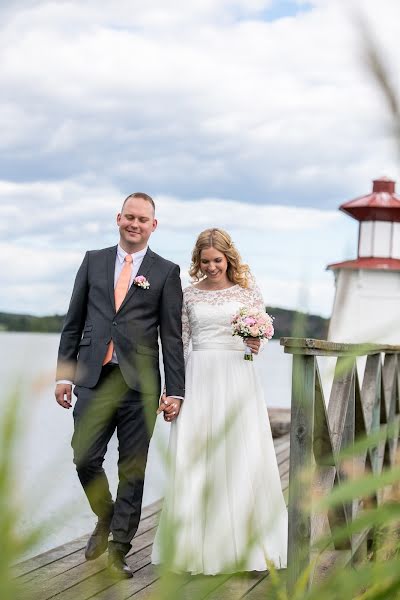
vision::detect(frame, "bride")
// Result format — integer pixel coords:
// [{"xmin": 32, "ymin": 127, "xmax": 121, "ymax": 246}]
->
[{"xmin": 152, "ymin": 228, "xmax": 287, "ymax": 575}]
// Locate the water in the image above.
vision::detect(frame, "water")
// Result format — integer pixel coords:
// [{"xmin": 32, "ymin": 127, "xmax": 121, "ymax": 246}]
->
[{"xmin": 0, "ymin": 332, "xmax": 293, "ymax": 560}]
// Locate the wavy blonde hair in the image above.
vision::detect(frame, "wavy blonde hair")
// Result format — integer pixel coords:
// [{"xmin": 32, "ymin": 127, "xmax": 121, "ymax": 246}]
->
[{"xmin": 189, "ymin": 228, "xmax": 251, "ymax": 288}]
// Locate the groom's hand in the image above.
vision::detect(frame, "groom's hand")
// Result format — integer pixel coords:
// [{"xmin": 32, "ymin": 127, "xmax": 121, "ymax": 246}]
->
[
  {"xmin": 157, "ymin": 396, "xmax": 182, "ymax": 422},
  {"xmin": 55, "ymin": 383, "xmax": 73, "ymax": 409}
]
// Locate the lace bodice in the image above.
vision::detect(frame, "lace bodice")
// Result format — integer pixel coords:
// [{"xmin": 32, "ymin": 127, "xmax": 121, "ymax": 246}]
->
[{"xmin": 182, "ymin": 282, "xmax": 266, "ymax": 359}]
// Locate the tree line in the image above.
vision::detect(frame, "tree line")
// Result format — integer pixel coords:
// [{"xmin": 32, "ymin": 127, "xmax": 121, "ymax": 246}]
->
[{"xmin": 0, "ymin": 308, "xmax": 329, "ymax": 339}]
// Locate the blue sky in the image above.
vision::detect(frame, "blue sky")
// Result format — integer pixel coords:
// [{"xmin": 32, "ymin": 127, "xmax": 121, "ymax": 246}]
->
[
  {"xmin": 1, "ymin": 0, "xmax": 399, "ymax": 317},
  {"xmin": 261, "ymin": 0, "xmax": 313, "ymax": 21}
]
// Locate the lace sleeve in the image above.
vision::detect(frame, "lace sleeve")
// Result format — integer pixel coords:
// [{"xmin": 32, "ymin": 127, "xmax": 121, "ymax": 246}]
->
[
  {"xmin": 248, "ymin": 279, "xmax": 269, "ymax": 351},
  {"xmin": 249, "ymin": 281, "xmax": 266, "ymax": 313},
  {"xmin": 182, "ymin": 295, "xmax": 192, "ymax": 363}
]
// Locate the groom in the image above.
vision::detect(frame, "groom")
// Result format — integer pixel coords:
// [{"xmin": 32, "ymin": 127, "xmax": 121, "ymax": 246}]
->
[{"xmin": 55, "ymin": 192, "xmax": 185, "ymax": 578}]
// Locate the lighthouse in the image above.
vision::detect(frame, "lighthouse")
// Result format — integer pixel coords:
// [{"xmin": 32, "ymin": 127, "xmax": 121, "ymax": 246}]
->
[{"xmin": 328, "ymin": 177, "xmax": 400, "ymax": 344}]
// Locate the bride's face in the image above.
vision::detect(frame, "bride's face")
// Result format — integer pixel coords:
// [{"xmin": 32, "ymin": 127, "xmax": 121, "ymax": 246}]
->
[{"xmin": 200, "ymin": 247, "xmax": 229, "ymax": 283}]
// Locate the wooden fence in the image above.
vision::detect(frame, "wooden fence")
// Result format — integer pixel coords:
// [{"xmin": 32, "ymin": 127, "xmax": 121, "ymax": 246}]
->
[{"xmin": 281, "ymin": 337, "xmax": 400, "ymax": 592}]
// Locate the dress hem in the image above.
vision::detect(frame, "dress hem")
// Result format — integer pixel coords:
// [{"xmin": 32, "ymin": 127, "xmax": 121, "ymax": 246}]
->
[{"xmin": 151, "ymin": 560, "xmax": 287, "ymax": 576}]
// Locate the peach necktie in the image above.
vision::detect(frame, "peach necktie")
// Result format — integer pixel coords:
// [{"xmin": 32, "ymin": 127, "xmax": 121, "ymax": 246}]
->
[{"xmin": 103, "ymin": 254, "xmax": 133, "ymax": 365}]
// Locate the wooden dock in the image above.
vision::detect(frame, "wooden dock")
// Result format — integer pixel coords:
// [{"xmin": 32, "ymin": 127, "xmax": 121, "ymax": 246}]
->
[
  {"xmin": 15, "ymin": 431, "xmax": 290, "ymax": 600},
  {"xmin": 13, "ymin": 336, "xmax": 400, "ymax": 598}
]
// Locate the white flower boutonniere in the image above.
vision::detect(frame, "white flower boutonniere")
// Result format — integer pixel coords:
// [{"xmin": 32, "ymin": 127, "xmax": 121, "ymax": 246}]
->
[{"xmin": 134, "ymin": 275, "xmax": 150, "ymax": 289}]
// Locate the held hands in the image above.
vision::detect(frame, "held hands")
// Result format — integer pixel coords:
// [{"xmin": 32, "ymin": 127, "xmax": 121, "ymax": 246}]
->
[
  {"xmin": 157, "ymin": 395, "xmax": 182, "ymax": 422},
  {"xmin": 55, "ymin": 383, "xmax": 73, "ymax": 409},
  {"xmin": 244, "ymin": 337, "xmax": 261, "ymax": 355}
]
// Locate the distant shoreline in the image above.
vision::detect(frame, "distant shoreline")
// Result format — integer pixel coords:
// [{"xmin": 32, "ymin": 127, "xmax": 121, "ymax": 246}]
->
[{"xmin": 0, "ymin": 308, "xmax": 329, "ymax": 339}]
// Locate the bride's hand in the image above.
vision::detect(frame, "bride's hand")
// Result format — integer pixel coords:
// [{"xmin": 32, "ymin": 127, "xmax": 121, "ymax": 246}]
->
[{"xmin": 244, "ymin": 337, "xmax": 261, "ymax": 355}]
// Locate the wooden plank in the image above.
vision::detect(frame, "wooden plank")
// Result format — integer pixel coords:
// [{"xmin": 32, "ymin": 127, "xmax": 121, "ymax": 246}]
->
[
  {"xmin": 43, "ymin": 546, "xmax": 153, "ymax": 600},
  {"xmin": 328, "ymin": 357, "xmax": 354, "ymax": 455},
  {"xmin": 278, "ymin": 456, "xmax": 290, "ymax": 480},
  {"xmin": 280, "ymin": 337, "xmax": 400, "ymax": 356},
  {"xmin": 269, "ymin": 408, "xmax": 291, "ymax": 438},
  {"xmin": 243, "ymin": 571, "xmax": 285, "ymax": 598},
  {"xmin": 17, "ymin": 428, "xmax": 290, "ymax": 600},
  {"xmin": 342, "ymin": 365, "xmax": 355, "ymax": 527},
  {"xmin": 383, "ymin": 354, "xmax": 397, "ymax": 424},
  {"xmin": 137, "ymin": 573, "xmax": 268, "ymax": 600},
  {"xmin": 382, "ymin": 354, "xmax": 398, "ymax": 466},
  {"xmin": 314, "ymin": 362, "xmax": 334, "ymax": 466},
  {"xmin": 95, "ymin": 563, "xmax": 159, "ymax": 600},
  {"xmin": 284, "ymin": 347, "xmax": 376, "ymax": 358},
  {"xmin": 310, "ymin": 549, "xmax": 351, "ymax": 587},
  {"xmin": 276, "ymin": 441, "xmax": 290, "ymax": 461},
  {"xmin": 361, "ymin": 354, "xmax": 381, "ymax": 436},
  {"xmin": 21, "ymin": 512, "xmax": 159, "ymax": 587},
  {"xmin": 277, "ymin": 441, "xmax": 290, "ymax": 460},
  {"xmin": 15, "ymin": 500, "xmax": 162, "ymax": 579},
  {"xmin": 287, "ymin": 353, "xmax": 315, "ymax": 592},
  {"xmin": 15, "ymin": 535, "xmax": 92, "ymax": 580},
  {"xmin": 22, "ymin": 527, "xmax": 155, "ymax": 600},
  {"xmin": 276, "ymin": 448, "xmax": 290, "ymax": 464},
  {"xmin": 205, "ymin": 572, "xmax": 267, "ymax": 600},
  {"xmin": 353, "ymin": 368, "xmax": 374, "ymax": 522},
  {"xmin": 167, "ymin": 574, "xmax": 230, "ymax": 600},
  {"xmin": 325, "ymin": 358, "xmax": 355, "ymax": 549},
  {"xmin": 126, "ymin": 573, "xmax": 190, "ymax": 600},
  {"xmin": 311, "ymin": 466, "xmax": 336, "ymax": 544},
  {"xmin": 273, "ymin": 434, "xmax": 290, "ymax": 451}
]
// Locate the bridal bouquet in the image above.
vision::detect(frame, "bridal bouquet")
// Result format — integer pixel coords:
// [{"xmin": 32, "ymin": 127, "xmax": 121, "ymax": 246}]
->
[{"xmin": 231, "ymin": 307, "xmax": 274, "ymax": 361}]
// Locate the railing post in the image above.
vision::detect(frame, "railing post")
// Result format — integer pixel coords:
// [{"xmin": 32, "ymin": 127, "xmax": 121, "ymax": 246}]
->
[
  {"xmin": 287, "ymin": 353, "xmax": 316, "ymax": 593},
  {"xmin": 281, "ymin": 338, "xmax": 400, "ymax": 587}
]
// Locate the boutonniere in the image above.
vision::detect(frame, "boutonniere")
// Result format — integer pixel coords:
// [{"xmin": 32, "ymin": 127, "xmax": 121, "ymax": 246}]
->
[{"xmin": 134, "ymin": 275, "xmax": 150, "ymax": 289}]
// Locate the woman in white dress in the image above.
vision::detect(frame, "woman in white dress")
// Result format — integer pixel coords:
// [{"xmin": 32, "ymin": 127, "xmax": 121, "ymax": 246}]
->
[{"xmin": 152, "ymin": 228, "xmax": 287, "ymax": 575}]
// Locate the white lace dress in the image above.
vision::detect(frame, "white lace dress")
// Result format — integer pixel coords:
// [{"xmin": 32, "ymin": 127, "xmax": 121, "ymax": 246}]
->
[{"xmin": 151, "ymin": 283, "xmax": 288, "ymax": 574}]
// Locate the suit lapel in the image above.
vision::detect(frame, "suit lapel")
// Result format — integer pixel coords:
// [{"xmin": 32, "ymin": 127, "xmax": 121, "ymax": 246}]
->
[
  {"xmin": 117, "ymin": 247, "xmax": 156, "ymax": 313},
  {"xmin": 106, "ymin": 246, "xmax": 118, "ymax": 311}
]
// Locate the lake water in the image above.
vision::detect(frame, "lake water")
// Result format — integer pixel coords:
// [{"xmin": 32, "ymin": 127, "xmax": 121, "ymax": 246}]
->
[{"xmin": 0, "ymin": 332, "xmax": 299, "ymax": 560}]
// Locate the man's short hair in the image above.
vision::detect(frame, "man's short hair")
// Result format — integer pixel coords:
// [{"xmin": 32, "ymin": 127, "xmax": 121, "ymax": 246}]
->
[{"xmin": 122, "ymin": 192, "xmax": 155, "ymax": 213}]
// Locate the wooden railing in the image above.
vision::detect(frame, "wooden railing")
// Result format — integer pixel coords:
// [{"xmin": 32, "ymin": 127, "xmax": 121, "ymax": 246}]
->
[{"xmin": 281, "ymin": 337, "xmax": 400, "ymax": 591}]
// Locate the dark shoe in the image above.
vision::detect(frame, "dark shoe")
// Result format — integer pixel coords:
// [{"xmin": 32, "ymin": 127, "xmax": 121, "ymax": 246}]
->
[
  {"xmin": 108, "ymin": 550, "xmax": 133, "ymax": 579},
  {"xmin": 85, "ymin": 519, "xmax": 111, "ymax": 560}
]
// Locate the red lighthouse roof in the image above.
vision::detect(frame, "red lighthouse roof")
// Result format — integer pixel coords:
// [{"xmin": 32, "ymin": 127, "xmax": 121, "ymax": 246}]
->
[
  {"xmin": 340, "ymin": 176, "xmax": 400, "ymax": 222},
  {"xmin": 327, "ymin": 257, "xmax": 400, "ymax": 271}
]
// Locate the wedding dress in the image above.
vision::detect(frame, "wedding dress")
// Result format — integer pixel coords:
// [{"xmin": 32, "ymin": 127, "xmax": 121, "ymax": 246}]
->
[{"xmin": 151, "ymin": 282, "xmax": 288, "ymax": 574}]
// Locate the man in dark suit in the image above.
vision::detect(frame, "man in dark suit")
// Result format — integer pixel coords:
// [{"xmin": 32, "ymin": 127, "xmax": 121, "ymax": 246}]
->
[{"xmin": 55, "ymin": 192, "xmax": 185, "ymax": 578}]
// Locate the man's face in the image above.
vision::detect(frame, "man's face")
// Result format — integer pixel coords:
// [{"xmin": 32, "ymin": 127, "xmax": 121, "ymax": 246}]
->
[{"xmin": 117, "ymin": 197, "xmax": 157, "ymax": 252}]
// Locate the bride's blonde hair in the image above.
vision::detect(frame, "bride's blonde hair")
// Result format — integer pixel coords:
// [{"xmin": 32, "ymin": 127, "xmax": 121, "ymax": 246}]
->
[{"xmin": 189, "ymin": 228, "xmax": 251, "ymax": 288}]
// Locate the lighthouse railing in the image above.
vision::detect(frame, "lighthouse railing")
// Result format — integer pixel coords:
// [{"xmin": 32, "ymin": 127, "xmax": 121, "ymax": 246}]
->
[{"xmin": 280, "ymin": 337, "xmax": 400, "ymax": 592}]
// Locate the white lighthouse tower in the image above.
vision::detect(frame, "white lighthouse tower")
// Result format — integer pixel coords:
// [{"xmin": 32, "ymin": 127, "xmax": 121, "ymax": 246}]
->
[{"xmin": 328, "ymin": 177, "xmax": 400, "ymax": 344}]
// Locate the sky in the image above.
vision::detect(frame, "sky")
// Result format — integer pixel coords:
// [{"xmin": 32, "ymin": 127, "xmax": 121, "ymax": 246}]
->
[{"xmin": 1, "ymin": 0, "xmax": 400, "ymax": 317}]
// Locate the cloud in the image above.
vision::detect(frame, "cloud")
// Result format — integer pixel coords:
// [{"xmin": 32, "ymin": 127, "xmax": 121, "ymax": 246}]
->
[
  {"xmin": 0, "ymin": 179, "xmax": 340, "ymax": 242},
  {"xmin": 155, "ymin": 195, "xmax": 340, "ymax": 231},
  {"xmin": 0, "ymin": 0, "xmax": 399, "ymax": 317},
  {"xmin": 254, "ymin": 273, "xmax": 335, "ymax": 316},
  {"xmin": 1, "ymin": 176, "xmax": 354, "ymax": 316},
  {"xmin": 0, "ymin": 0, "xmax": 399, "ymax": 206}
]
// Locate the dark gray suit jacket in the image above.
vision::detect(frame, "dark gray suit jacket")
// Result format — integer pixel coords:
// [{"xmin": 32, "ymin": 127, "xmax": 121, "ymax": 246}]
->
[{"xmin": 56, "ymin": 245, "xmax": 185, "ymax": 397}]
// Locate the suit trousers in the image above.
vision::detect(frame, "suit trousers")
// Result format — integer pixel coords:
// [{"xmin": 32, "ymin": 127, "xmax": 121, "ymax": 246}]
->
[{"xmin": 71, "ymin": 364, "xmax": 158, "ymax": 554}]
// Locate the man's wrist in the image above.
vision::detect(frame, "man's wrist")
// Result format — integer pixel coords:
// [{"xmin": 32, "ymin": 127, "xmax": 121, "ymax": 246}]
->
[{"xmin": 56, "ymin": 380, "xmax": 73, "ymax": 385}]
